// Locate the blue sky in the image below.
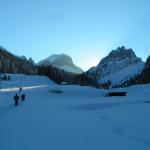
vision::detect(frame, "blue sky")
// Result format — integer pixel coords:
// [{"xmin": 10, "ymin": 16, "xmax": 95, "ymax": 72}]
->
[{"xmin": 0, "ymin": 0, "xmax": 150, "ymax": 70}]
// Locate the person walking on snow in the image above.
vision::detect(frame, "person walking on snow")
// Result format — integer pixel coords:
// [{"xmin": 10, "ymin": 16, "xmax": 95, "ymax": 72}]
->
[
  {"xmin": 13, "ymin": 94, "xmax": 19, "ymax": 106},
  {"xmin": 21, "ymin": 94, "xmax": 26, "ymax": 101},
  {"xmin": 19, "ymin": 87, "xmax": 22, "ymax": 92}
]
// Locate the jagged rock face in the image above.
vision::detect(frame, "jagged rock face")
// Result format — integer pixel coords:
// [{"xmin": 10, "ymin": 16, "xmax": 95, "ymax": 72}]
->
[
  {"xmin": 86, "ymin": 47, "xmax": 144, "ymax": 87},
  {"xmin": 38, "ymin": 54, "xmax": 84, "ymax": 74}
]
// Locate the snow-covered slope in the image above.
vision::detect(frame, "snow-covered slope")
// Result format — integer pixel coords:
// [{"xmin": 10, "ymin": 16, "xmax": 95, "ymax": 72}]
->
[
  {"xmin": 101, "ymin": 61, "xmax": 144, "ymax": 86},
  {"xmin": 86, "ymin": 47, "xmax": 145, "ymax": 87},
  {"xmin": 0, "ymin": 74, "xmax": 150, "ymax": 150},
  {"xmin": 38, "ymin": 54, "xmax": 84, "ymax": 74},
  {"xmin": 0, "ymin": 74, "xmax": 55, "ymax": 91}
]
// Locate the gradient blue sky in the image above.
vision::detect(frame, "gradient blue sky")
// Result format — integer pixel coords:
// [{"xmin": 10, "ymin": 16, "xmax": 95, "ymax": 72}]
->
[{"xmin": 0, "ymin": 0, "xmax": 150, "ymax": 70}]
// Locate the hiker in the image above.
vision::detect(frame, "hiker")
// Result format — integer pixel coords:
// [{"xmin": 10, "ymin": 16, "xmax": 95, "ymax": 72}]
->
[
  {"xmin": 19, "ymin": 87, "xmax": 22, "ymax": 92},
  {"xmin": 13, "ymin": 94, "xmax": 19, "ymax": 106},
  {"xmin": 21, "ymin": 94, "xmax": 26, "ymax": 101}
]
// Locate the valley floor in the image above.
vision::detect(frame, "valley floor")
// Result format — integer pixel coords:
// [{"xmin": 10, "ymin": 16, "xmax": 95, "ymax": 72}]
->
[{"xmin": 0, "ymin": 75, "xmax": 150, "ymax": 150}]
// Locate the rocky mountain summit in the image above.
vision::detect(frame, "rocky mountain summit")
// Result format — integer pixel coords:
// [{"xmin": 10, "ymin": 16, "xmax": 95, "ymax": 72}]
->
[
  {"xmin": 86, "ymin": 46, "xmax": 145, "ymax": 88},
  {"xmin": 38, "ymin": 54, "xmax": 84, "ymax": 74}
]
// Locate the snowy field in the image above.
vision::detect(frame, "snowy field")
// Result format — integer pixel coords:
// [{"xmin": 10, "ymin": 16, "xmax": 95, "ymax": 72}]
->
[{"xmin": 0, "ymin": 74, "xmax": 150, "ymax": 150}]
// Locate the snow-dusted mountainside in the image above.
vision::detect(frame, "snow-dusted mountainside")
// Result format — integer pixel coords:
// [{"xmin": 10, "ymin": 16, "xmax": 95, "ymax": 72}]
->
[
  {"xmin": 86, "ymin": 47, "xmax": 145, "ymax": 87},
  {"xmin": 38, "ymin": 54, "xmax": 84, "ymax": 74},
  {"xmin": 125, "ymin": 55, "xmax": 150, "ymax": 85}
]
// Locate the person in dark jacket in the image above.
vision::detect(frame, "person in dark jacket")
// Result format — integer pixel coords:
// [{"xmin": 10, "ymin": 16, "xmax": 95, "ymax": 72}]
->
[
  {"xmin": 19, "ymin": 87, "xmax": 22, "ymax": 91},
  {"xmin": 21, "ymin": 94, "xmax": 26, "ymax": 101},
  {"xmin": 13, "ymin": 94, "xmax": 19, "ymax": 106}
]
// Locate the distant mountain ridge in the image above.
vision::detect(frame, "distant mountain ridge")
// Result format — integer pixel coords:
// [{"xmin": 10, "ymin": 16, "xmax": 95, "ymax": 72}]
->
[
  {"xmin": 0, "ymin": 46, "xmax": 37, "ymax": 74},
  {"xmin": 38, "ymin": 54, "xmax": 84, "ymax": 74},
  {"xmin": 86, "ymin": 46, "xmax": 145, "ymax": 88},
  {"xmin": 1, "ymin": 45, "xmax": 150, "ymax": 89},
  {"xmin": 0, "ymin": 46, "xmax": 97, "ymax": 87}
]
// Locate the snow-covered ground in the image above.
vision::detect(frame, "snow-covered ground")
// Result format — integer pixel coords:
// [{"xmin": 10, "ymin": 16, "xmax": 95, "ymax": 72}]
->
[{"xmin": 0, "ymin": 75, "xmax": 150, "ymax": 150}]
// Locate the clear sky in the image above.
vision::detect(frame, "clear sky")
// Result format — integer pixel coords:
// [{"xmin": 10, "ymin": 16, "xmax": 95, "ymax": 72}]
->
[{"xmin": 0, "ymin": 0, "xmax": 150, "ymax": 71}]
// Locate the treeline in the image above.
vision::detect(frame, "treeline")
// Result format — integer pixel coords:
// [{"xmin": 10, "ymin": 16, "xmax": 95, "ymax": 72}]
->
[
  {"xmin": 37, "ymin": 65, "xmax": 99, "ymax": 87},
  {"xmin": 0, "ymin": 46, "xmax": 37, "ymax": 74}
]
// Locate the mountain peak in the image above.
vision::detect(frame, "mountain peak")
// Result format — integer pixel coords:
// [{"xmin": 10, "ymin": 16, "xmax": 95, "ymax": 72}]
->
[
  {"xmin": 38, "ymin": 53, "xmax": 84, "ymax": 74},
  {"xmin": 86, "ymin": 46, "xmax": 144, "ymax": 88},
  {"xmin": 45, "ymin": 54, "xmax": 73, "ymax": 65},
  {"xmin": 109, "ymin": 46, "xmax": 136, "ymax": 58},
  {"xmin": 100, "ymin": 46, "xmax": 140, "ymax": 66}
]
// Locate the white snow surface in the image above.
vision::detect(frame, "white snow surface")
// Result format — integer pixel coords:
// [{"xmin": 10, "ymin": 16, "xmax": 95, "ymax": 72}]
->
[{"xmin": 0, "ymin": 74, "xmax": 150, "ymax": 150}]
